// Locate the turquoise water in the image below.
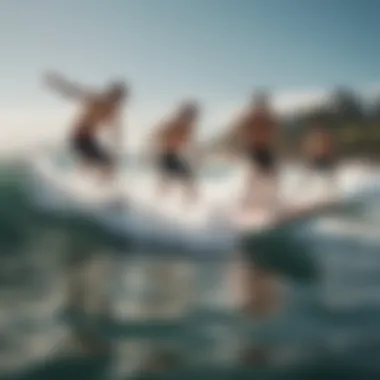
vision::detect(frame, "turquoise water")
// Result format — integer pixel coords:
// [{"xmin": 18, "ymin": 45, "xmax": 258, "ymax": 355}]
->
[{"xmin": 1, "ymin": 159, "xmax": 380, "ymax": 379}]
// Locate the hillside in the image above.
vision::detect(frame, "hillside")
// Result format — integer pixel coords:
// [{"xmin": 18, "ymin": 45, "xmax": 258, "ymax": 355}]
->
[{"xmin": 204, "ymin": 87, "xmax": 380, "ymax": 160}]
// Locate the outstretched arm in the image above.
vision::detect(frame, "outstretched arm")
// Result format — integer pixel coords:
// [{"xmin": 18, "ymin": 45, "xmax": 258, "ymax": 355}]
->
[{"xmin": 43, "ymin": 72, "xmax": 93, "ymax": 100}]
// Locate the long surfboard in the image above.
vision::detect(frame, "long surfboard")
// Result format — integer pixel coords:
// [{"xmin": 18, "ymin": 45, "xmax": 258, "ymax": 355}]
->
[{"xmin": 27, "ymin": 155, "xmax": 378, "ymax": 258}]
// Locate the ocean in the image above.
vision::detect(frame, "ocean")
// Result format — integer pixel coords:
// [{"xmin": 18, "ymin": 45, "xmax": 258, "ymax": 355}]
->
[{"xmin": 1, "ymin": 156, "xmax": 380, "ymax": 380}]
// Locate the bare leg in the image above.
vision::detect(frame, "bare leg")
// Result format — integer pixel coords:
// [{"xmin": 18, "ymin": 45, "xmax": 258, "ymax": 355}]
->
[
  {"xmin": 240, "ymin": 168, "xmax": 257, "ymax": 210},
  {"xmin": 182, "ymin": 177, "xmax": 198, "ymax": 205},
  {"xmin": 240, "ymin": 171, "xmax": 277, "ymax": 214},
  {"xmin": 77, "ymin": 160, "xmax": 97, "ymax": 181},
  {"xmin": 76, "ymin": 158, "xmax": 113, "ymax": 187},
  {"xmin": 97, "ymin": 163, "xmax": 116, "ymax": 186},
  {"xmin": 156, "ymin": 174, "xmax": 172, "ymax": 199}
]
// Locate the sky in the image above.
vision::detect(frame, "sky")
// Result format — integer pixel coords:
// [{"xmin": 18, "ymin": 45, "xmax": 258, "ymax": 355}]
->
[{"xmin": 0, "ymin": 0, "xmax": 379, "ymax": 153}]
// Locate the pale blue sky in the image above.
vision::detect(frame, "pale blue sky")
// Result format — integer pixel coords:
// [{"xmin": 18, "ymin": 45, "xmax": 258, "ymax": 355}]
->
[{"xmin": 0, "ymin": 0, "xmax": 378, "ymax": 151}]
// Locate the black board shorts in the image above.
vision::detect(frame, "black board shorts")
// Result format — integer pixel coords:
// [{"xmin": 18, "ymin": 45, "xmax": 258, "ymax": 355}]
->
[
  {"xmin": 71, "ymin": 133, "xmax": 114, "ymax": 166},
  {"xmin": 158, "ymin": 153, "xmax": 193, "ymax": 180},
  {"xmin": 246, "ymin": 147, "xmax": 277, "ymax": 174}
]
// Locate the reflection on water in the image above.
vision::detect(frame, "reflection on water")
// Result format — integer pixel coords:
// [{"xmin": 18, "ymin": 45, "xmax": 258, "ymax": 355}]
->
[
  {"xmin": 1, "ymin": 162, "xmax": 380, "ymax": 379},
  {"xmin": 2, "ymin": 211, "xmax": 380, "ymax": 380}
]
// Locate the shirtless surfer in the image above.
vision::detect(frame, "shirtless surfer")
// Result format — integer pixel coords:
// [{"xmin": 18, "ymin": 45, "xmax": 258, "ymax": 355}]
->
[
  {"xmin": 150, "ymin": 101, "xmax": 199, "ymax": 203},
  {"xmin": 219, "ymin": 92, "xmax": 283, "ymax": 365},
  {"xmin": 208, "ymin": 91, "xmax": 282, "ymax": 365},
  {"xmin": 227, "ymin": 91, "xmax": 279, "ymax": 210},
  {"xmin": 43, "ymin": 72, "xmax": 128, "ymax": 184}
]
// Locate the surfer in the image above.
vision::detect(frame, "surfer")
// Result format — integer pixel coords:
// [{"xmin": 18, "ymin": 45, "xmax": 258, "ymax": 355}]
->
[
  {"xmin": 150, "ymin": 101, "xmax": 199, "ymax": 203},
  {"xmin": 227, "ymin": 91, "xmax": 279, "ymax": 210},
  {"xmin": 224, "ymin": 92, "xmax": 284, "ymax": 362},
  {"xmin": 224, "ymin": 93, "xmax": 284, "ymax": 367},
  {"xmin": 43, "ymin": 72, "xmax": 128, "ymax": 183},
  {"xmin": 210, "ymin": 92, "xmax": 282, "ymax": 331}
]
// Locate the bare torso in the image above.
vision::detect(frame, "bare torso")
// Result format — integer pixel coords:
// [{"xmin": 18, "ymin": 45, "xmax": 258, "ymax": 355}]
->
[
  {"xmin": 157, "ymin": 119, "xmax": 193, "ymax": 153},
  {"xmin": 73, "ymin": 96, "xmax": 119, "ymax": 136},
  {"xmin": 240, "ymin": 109, "xmax": 277, "ymax": 149}
]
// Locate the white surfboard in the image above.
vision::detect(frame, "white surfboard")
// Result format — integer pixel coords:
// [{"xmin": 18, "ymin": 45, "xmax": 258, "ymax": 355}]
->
[{"xmin": 26, "ymin": 155, "xmax": 378, "ymax": 256}]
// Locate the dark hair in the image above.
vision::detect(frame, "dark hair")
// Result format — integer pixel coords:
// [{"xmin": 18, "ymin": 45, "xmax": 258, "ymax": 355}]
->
[
  {"xmin": 108, "ymin": 81, "xmax": 128, "ymax": 99},
  {"xmin": 252, "ymin": 90, "xmax": 270, "ymax": 106},
  {"xmin": 179, "ymin": 100, "xmax": 199, "ymax": 118}
]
